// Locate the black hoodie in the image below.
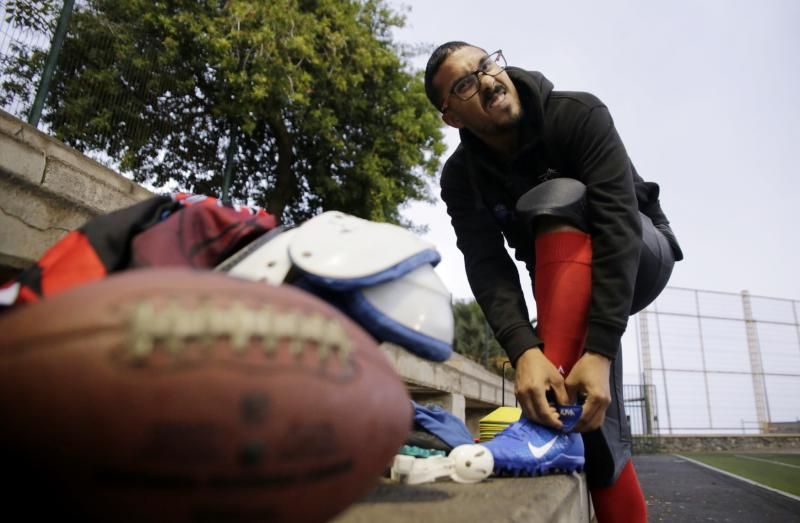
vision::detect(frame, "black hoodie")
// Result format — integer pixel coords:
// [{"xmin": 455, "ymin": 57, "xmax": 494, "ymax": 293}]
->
[{"xmin": 440, "ymin": 68, "xmax": 682, "ymax": 363}]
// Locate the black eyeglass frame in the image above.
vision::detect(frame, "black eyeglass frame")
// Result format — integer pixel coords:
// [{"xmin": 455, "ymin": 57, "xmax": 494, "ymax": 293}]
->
[{"xmin": 440, "ymin": 49, "xmax": 506, "ymax": 113}]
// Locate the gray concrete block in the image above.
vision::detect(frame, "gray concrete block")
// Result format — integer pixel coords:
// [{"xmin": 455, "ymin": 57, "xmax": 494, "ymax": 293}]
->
[
  {"xmin": 0, "ymin": 174, "xmax": 91, "ymax": 266},
  {"xmin": 0, "ymin": 110, "xmax": 153, "ymax": 274},
  {"xmin": 0, "ymin": 130, "xmax": 45, "ymax": 185},
  {"xmin": 41, "ymin": 157, "xmax": 147, "ymax": 215},
  {"xmin": 0, "ymin": 210, "xmax": 67, "ymax": 268},
  {"xmin": 460, "ymin": 375, "xmax": 480, "ymax": 399},
  {"xmin": 380, "ymin": 343, "xmax": 515, "ymax": 410}
]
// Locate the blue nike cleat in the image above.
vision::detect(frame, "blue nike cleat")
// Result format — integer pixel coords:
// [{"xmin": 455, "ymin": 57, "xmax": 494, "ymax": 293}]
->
[{"xmin": 481, "ymin": 417, "xmax": 585, "ymax": 476}]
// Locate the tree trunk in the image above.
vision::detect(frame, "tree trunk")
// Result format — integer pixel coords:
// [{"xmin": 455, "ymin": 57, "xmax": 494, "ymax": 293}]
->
[{"xmin": 265, "ymin": 115, "xmax": 295, "ymax": 221}]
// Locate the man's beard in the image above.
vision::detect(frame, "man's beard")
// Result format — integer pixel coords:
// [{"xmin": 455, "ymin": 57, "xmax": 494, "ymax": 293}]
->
[
  {"xmin": 483, "ymin": 105, "xmax": 523, "ymax": 135},
  {"xmin": 479, "ymin": 84, "xmax": 523, "ymax": 134},
  {"xmin": 493, "ymin": 109, "xmax": 523, "ymax": 132}
]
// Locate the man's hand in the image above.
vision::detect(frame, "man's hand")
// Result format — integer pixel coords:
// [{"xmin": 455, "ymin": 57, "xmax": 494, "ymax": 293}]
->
[
  {"xmin": 565, "ymin": 351, "xmax": 612, "ymax": 432},
  {"xmin": 514, "ymin": 348, "xmax": 570, "ymax": 430}
]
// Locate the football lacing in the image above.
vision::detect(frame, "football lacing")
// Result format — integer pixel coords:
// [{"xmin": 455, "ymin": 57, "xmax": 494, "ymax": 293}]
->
[{"xmin": 126, "ymin": 300, "xmax": 354, "ymax": 363}]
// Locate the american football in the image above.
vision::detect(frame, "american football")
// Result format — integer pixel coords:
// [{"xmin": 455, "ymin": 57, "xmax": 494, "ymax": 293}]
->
[{"xmin": 0, "ymin": 268, "xmax": 412, "ymax": 522}]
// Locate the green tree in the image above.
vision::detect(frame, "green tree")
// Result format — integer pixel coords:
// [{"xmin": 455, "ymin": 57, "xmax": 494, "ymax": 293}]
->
[
  {"xmin": 2, "ymin": 0, "xmax": 445, "ymax": 225},
  {"xmin": 0, "ymin": 0, "xmax": 57, "ymax": 108},
  {"xmin": 452, "ymin": 298, "xmax": 510, "ymax": 375},
  {"xmin": 2, "ymin": 0, "xmax": 56, "ymax": 31}
]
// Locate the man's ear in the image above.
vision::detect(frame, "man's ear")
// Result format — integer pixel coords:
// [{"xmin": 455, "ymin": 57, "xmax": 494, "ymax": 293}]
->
[{"xmin": 442, "ymin": 111, "xmax": 464, "ymax": 129}]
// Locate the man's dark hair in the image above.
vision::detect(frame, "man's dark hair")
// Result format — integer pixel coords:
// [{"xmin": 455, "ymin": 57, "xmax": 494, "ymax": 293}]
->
[{"xmin": 424, "ymin": 41, "xmax": 484, "ymax": 109}]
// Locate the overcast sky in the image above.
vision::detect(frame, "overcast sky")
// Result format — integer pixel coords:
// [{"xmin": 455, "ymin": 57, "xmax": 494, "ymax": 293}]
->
[{"xmin": 392, "ymin": 0, "xmax": 800, "ymax": 310}]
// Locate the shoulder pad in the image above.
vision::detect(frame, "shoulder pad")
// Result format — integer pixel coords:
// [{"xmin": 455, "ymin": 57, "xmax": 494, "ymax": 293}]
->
[
  {"xmin": 219, "ymin": 227, "xmax": 297, "ymax": 285},
  {"xmin": 289, "ymin": 211, "xmax": 440, "ymax": 290},
  {"xmin": 342, "ymin": 264, "xmax": 453, "ymax": 361}
]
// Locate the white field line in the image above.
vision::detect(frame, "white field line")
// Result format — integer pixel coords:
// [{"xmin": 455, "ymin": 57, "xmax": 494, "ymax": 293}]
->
[
  {"xmin": 734, "ymin": 454, "xmax": 800, "ymax": 470},
  {"xmin": 675, "ymin": 454, "xmax": 800, "ymax": 503}
]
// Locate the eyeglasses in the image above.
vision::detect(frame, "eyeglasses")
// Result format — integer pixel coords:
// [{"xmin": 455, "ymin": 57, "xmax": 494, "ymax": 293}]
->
[{"xmin": 441, "ymin": 50, "xmax": 506, "ymax": 113}]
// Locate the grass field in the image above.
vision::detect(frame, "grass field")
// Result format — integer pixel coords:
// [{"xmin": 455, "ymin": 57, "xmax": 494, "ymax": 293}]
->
[{"xmin": 680, "ymin": 452, "xmax": 800, "ymax": 497}]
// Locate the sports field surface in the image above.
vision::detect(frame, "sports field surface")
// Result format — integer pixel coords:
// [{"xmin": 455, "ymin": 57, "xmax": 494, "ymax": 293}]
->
[{"xmin": 679, "ymin": 452, "xmax": 800, "ymax": 497}]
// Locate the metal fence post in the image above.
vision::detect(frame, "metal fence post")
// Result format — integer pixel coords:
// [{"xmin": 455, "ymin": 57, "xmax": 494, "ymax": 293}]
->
[
  {"xmin": 793, "ymin": 300, "xmax": 800, "ymax": 360},
  {"xmin": 28, "ymin": 0, "xmax": 76, "ymax": 127},
  {"xmin": 638, "ymin": 311, "xmax": 654, "ymax": 394},
  {"xmin": 741, "ymin": 290, "xmax": 771, "ymax": 434},
  {"xmin": 652, "ymin": 301, "xmax": 673, "ymax": 434},
  {"xmin": 694, "ymin": 290, "xmax": 714, "ymax": 430},
  {"xmin": 638, "ymin": 311, "xmax": 657, "ymax": 434}
]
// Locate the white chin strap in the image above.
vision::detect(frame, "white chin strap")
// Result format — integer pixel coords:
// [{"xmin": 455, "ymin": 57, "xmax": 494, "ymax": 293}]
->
[
  {"xmin": 219, "ymin": 211, "xmax": 454, "ymax": 362},
  {"xmin": 390, "ymin": 444, "xmax": 494, "ymax": 485}
]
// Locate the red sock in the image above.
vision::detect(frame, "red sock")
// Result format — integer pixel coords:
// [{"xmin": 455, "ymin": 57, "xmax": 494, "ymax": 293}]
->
[
  {"xmin": 536, "ymin": 233, "xmax": 646, "ymax": 521},
  {"xmin": 534, "ymin": 231, "xmax": 592, "ymax": 376},
  {"xmin": 591, "ymin": 460, "xmax": 647, "ymax": 523}
]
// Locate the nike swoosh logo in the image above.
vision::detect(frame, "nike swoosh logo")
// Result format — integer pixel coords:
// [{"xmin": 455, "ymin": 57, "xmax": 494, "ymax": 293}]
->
[{"xmin": 528, "ymin": 437, "xmax": 558, "ymax": 459}]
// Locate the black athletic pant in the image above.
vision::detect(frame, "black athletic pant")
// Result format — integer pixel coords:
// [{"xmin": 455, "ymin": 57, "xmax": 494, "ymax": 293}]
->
[
  {"xmin": 517, "ymin": 178, "xmax": 678, "ymax": 487},
  {"xmin": 584, "ymin": 212, "xmax": 676, "ymax": 488}
]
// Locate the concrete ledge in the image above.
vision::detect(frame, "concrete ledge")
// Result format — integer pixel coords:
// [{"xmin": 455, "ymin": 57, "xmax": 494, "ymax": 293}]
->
[
  {"xmin": 380, "ymin": 343, "xmax": 514, "ymax": 408},
  {"xmin": 0, "ymin": 124, "xmax": 45, "ymax": 185},
  {"xmin": 0, "ymin": 109, "xmax": 152, "ymax": 273},
  {"xmin": 0, "ymin": 172, "xmax": 87, "ymax": 268},
  {"xmin": 380, "ymin": 343, "xmax": 515, "ymax": 434},
  {"xmin": 334, "ymin": 474, "xmax": 591, "ymax": 523}
]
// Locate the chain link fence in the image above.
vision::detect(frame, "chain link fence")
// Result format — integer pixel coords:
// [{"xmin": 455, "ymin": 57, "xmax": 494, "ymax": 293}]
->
[
  {"xmin": 624, "ymin": 287, "xmax": 800, "ymax": 435},
  {"xmin": 1, "ymin": 0, "xmax": 175, "ymax": 173},
  {"xmin": 0, "ymin": 0, "xmax": 57, "ymax": 119}
]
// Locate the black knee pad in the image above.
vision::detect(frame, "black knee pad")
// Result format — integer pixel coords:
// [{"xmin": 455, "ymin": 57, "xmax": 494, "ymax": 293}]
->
[{"xmin": 515, "ymin": 178, "xmax": 588, "ymax": 234}]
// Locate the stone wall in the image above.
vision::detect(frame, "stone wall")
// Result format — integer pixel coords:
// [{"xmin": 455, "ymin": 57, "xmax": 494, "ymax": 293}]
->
[
  {"xmin": 0, "ymin": 109, "xmax": 152, "ymax": 279},
  {"xmin": 634, "ymin": 435, "xmax": 800, "ymax": 454}
]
